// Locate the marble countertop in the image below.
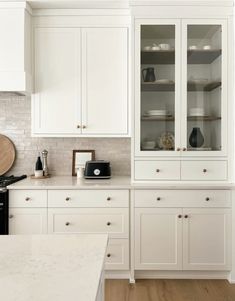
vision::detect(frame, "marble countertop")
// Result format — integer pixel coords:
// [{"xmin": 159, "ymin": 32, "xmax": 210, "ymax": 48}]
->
[
  {"xmin": 0, "ymin": 234, "xmax": 108, "ymax": 301},
  {"xmin": 7, "ymin": 176, "xmax": 235, "ymax": 190}
]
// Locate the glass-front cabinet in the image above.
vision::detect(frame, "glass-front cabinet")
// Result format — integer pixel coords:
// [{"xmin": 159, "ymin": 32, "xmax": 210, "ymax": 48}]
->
[{"xmin": 135, "ymin": 19, "xmax": 227, "ymax": 157}]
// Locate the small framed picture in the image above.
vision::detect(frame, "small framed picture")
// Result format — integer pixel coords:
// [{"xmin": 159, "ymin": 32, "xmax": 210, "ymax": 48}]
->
[{"xmin": 72, "ymin": 150, "xmax": 95, "ymax": 176}]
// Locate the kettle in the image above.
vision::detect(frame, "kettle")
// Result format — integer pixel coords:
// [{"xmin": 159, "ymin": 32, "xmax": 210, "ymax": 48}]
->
[{"xmin": 142, "ymin": 67, "xmax": 156, "ymax": 82}]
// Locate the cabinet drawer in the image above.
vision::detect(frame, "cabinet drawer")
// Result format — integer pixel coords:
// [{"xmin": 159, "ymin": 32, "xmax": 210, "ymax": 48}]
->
[
  {"xmin": 48, "ymin": 190, "xmax": 129, "ymax": 208},
  {"xmin": 181, "ymin": 161, "xmax": 227, "ymax": 181},
  {"xmin": 135, "ymin": 161, "xmax": 180, "ymax": 181},
  {"xmin": 9, "ymin": 190, "xmax": 47, "ymax": 208},
  {"xmin": 135, "ymin": 190, "xmax": 231, "ymax": 208},
  {"xmin": 105, "ymin": 239, "xmax": 129, "ymax": 270},
  {"xmin": 48, "ymin": 208, "xmax": 128, "ymax": 238}
]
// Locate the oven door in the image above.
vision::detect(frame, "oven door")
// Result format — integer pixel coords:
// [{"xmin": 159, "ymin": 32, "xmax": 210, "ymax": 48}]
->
[{"xmin": 0, "ymin": 189, "xmax": 8, "ymax": 234}]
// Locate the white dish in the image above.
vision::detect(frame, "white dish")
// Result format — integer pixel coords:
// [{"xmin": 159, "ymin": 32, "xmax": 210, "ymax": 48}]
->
[
  {"xmin": 189, "ymin": 45, "xmax": 198, "ymax": 50},
  {"xmin": 155, "ymin": 79, "xmax": 174, "ymax": 84},
  {"xmin": 159, "ymin": 43, "xmax": 171, "ymax": 50},
  {"xmin": 203, "ymin": 45, "xmax": 212, "ymax": 50}
]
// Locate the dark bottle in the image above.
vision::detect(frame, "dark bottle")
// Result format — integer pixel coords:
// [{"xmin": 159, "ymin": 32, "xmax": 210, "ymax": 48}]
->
[
  {"xmin": 189, "ymin": 127, "xmax": 204, "ymax": 148},
  {"xmin": 35, "ymin": 153, "xmax": 43, "ymax": 170}
]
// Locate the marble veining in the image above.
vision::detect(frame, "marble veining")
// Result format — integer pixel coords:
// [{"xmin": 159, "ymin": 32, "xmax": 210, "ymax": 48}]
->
[{"xmin": 0, "ymin": 235, "xmax": 108, "ymax": 301}]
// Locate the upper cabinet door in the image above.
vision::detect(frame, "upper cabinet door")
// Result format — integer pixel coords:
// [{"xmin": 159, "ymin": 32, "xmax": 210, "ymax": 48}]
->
[
  {"xmin": 181, "ymin": 20, "xmax": 227, "ymax": 156},
  {"xmin": 134, "ymin": 19, "xmax": 181, "ymax": 157},
  {"xmin": 33, "ymin": 28, "xmax": 81, "ymax": 136},
  {"xmin": 81, "ymin": 28, "xmax": 129, "ymax": 136}
]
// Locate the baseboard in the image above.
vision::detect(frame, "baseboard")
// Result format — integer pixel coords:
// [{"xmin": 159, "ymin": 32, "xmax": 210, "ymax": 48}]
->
[
  {"xmin": 135, "ymin": 270, "xmax": 230, "ymax": 280},
  {"xmin": 105, "ymin": 270, "xmax": 231, "ymax": 281}
]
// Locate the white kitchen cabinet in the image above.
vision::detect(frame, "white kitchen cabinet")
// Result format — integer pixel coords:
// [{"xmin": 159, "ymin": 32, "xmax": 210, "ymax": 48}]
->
[
  {"xmin": 134, "ymin": 192, "xmax": 231, "ymax": 271},
  {"xmin": 33, "ymin": 28, "xmax": 81, "ymax": 135},
  {"xmin": 48, "ymin": 208, "xmax": 129, "ymax": 239},
  {"xmin": 133, "ymin": 17, "xmax": 231, "ymax": 181},
  {"xmin": 135, "ymin": 208, "xmax": 183, "ymax": 270},
  {"xmin": 183, "ymin": 208, "xmax": 231, "ymax": 270},
  {"xmin": 32, "ymin": 25, "xmax": 129, "ymax": 137},
  {"xmin": 0, "ymin": 4, "xmax": 32, "ymax": 94},
  {"xmin": 9, "ymin": 208, "xmax": 47, "ymax": 234},
  {"xmin": 81, "ymin": 28, "xmax": 128, "ymax": 135}
]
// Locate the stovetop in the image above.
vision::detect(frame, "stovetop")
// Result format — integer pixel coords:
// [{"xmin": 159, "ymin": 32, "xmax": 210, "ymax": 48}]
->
[{"xmin": 0, "ymin": 175, "xmax": 27, "ymax": 188}]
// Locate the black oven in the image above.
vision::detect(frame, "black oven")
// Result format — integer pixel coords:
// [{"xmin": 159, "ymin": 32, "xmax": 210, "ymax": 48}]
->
[{"xmin": 0, "ymin": 189, "xmax": 8, "ymax": 234}]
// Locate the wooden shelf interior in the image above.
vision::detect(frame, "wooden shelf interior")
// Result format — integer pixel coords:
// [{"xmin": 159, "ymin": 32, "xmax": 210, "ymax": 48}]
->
[
  {"xmin": 141, "ymin": 116, "xmax": 221, "ymax": 121},
  {"xmin": 141, "ymin": 49, "xmax": 221, "ymax": 65},
  {"xmin": 142, "ymin": 81, "xmax": 221, "ymax": 92}
]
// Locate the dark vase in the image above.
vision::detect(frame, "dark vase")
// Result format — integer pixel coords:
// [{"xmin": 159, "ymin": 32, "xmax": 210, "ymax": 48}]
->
[{"xmin": 189, "ymin": 127, "xmax": 204, "ymax": 148}]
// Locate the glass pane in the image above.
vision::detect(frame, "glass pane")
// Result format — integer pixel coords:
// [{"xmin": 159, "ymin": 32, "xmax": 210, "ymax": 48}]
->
[
  {"xmin": 187, "ymin": 25, "xmax": 222, "ymax": 152},
  {"xmin": 140, "ymin": 25, "xmax": 175, "ymax": 152}
]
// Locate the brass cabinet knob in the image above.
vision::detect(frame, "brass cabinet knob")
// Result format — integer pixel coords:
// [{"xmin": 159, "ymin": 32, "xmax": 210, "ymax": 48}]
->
[
  {"xmin": 205, "ymin": 197, "xmax": 210, "ymax": 201},
  {"xmin": 9, "ymin": 214, "xmax": 14, "ymax": 219},
  {"xmin": 25, "ymin": 197, "xmax": 30, "ymax": 201},
  {"xmin": 65, "ymin": 222, "xmax": 70, "ymax": 226},
  {"xmin": 203, "ymin": 169, "xmax": 207, "ymax": 173},
  {"xmin": 177, "ymin": 147, "xmax": 181, "ymax": 151},
  {"xmin": 182, "ymin": 147, "xmax": 187, "ymax": 151},
  {"xmin": 107, "ymin": 253, "xmax": 111, "ymax": 258},
  {"xmin": 77, "ymin": 125, "xmax": 80, "ymax": 129},
  {"xmin": 107, "ymin": 222, "xmax": 111, "ymax": 226},
  {"xmin": 65, "ymin": 197, "xmax": 70, "ymax": 201},
  {"xmin": 156, "ymin": 197, "xmax": 161, "ymax": 201},
  {"xmin": 107, "ymin": 197, "xmax": 111, "ymax": 201},
  {"xmin": 82, "ymin": 125, "xmax": 86, "ymax": 129},
  {"xmin": 178, "ymin": 214, "xmax": 182, "ymax": 219},
  {"xmin": 184, "ymin": 215, "xmax": 188, "ymax": 219},
  {"xmin": 156, "ymin": 169, "xmax": 160, "ymax": 173}
]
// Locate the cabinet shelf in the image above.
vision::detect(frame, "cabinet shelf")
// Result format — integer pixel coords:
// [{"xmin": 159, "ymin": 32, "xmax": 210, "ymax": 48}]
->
[
  {"xmin": 187, "ymin": 116, "xmax": 221, "ymax": 121},
  {"xmin": 141, "ymin": 116, "xmax": 221, "ymax": 121},
  {"xmin": 142, "ymin": 81, "xmax": 221, "ymax": 92},
  {"xmin": 141, "ymin": 49, "xmax": 221, "ymax": 65}
]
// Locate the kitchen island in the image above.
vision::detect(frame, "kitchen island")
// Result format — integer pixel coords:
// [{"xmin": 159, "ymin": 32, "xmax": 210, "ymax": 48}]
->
[{"xmin": 0, "ymin": 234, "xmax": 108, "ymax": 301}]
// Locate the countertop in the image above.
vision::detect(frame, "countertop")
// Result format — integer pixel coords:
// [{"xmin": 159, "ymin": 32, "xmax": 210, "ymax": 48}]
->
[
  {"xmin": 7, "ymin": 176, "xmax": 235, "ymax": 190},
  {"xmin": 0, "ymin": 234, "xmax": 108, "ymax": 301}
]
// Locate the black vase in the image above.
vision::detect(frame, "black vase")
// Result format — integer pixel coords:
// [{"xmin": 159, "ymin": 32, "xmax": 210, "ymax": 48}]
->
[{"xmin": 189, "ymin": 127, "xmax": 204, "ymax": 148}]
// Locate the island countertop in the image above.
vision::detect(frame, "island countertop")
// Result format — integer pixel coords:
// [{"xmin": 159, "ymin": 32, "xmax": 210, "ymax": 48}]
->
[{"xmin": 0, "ymin": 234, "xmax": 108, "ymax": 301}]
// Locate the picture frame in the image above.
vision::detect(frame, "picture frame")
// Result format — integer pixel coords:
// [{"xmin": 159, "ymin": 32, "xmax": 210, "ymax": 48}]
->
[{"xmin": 72, "ymin": 150, "xmax": 95, "ymax": 176}]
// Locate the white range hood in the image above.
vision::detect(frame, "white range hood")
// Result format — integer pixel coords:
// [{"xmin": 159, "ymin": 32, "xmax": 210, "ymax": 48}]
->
[{"xmin": 0, "ymin": 1, "xmax": 32, "ymax": 95}]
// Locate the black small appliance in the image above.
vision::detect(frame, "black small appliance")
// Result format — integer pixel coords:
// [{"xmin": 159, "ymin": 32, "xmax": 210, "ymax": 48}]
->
[{"xmin": 84, "ymin": 161, "xmax": 111, "ymax": 179}]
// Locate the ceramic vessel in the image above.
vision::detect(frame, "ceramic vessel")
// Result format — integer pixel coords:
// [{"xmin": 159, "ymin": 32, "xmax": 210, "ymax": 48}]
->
[{"xmin": 189, "ymin": 127, "xmax": 204, "ymax": 147}]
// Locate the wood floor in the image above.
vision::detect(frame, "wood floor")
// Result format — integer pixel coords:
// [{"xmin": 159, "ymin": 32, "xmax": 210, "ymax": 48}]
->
[{"xmin": 105, "ymin": 279, "xmax": 235, "ymax": 301}]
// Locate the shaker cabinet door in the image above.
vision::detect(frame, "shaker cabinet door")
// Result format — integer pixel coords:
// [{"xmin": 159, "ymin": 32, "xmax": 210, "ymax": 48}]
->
[
  {"xmin": 81, "ymin": 28, "xmax": 129, "ymax": 135},
  {"xmin": 183, "ymin": 208, "xmax": 231, "ymax": 270},
  {"xmin": 135, "ymin": 208, "xmax": 183, "ymax": 270},
  {"xmin": 32, "ymin": 28, "xmax": 81, "ymax": 136}
]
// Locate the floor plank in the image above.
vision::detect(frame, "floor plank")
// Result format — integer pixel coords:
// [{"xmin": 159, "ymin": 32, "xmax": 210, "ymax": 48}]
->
[{"xmin": 105, "ymin": 279, "xmax": 235, "ymax": 301}]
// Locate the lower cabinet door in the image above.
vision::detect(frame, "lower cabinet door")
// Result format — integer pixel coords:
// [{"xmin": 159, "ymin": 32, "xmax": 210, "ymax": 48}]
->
[
  {"xmin": 9, "ymin": 208, "xmax": 47, "ymax": 234},
  {"xmin": 183, "ymin": 208, "xmax": 231, "ymax": 270},
  {"xmin": 105, "ymin": 239, "xmax": 129, "ymax": 270},
  {"xmin": 135, "ymin": 208, "xmax": 183, "ymax": 270},
  {"xmin": 48, "ymin": 208, "xmax": 129, "ymax": 239}
]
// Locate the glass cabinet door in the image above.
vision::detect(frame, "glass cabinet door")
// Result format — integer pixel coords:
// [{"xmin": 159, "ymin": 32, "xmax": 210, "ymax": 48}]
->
[
  {"xmin": 182, "ymin": 21, "xmax": 227, "ymax": 155},
  {"xmin": 136, "ymin": 21, "xmax": 180, "ymax": 155}
]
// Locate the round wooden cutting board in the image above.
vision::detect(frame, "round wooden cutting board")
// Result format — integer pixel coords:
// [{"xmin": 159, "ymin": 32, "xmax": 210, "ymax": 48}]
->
[{"xmin": 0, "ymin": 134, "xmax": 16, "ymax": 176}]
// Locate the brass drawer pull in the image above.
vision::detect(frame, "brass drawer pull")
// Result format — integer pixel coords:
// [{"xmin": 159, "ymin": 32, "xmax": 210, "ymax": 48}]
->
[
  {"xmin": 205, "ymin": 197, "xmax": 210, "ymax": 201},
  {"xmin": 184, "ymin": 215, "xmax": 189, "ymax": 219},
  {"xmin": 106, "ymin": 222, "xmax": 111, "ymax": 226},
  {"xmin": 178, "ymin": 215, "xmax": 182, "ymax": 219},
  {"xmin": 9, "ymin": 215, "xmax": 14, "ymax": 219},
  {"xmin": 25, "ymin": 197, "xmax": 30, "ymax": 201},
  {"xmin": 65, "ymin": 197, "xmax": 70, "ymax": 201},
  {"xmin": 65, "ymin": 222, "xmax": 70, "ymax": 226},
  {"xmin": 107, "ymin": 197, "xmax": 111, "ymax": 201},
  {"xmin": 156, "ymin": 197, "xmax": 161, "ymax": 201},
  {"xmin": 203, "ymin": 169, "xmax": 207, "ymax": 173},
  {"xmin": 107, "ymin": 253, "xmax": 111, "ymax": 258},
  {"xmin": 156, "ymin": 169, "xmax": 160, "ymax": 173}
]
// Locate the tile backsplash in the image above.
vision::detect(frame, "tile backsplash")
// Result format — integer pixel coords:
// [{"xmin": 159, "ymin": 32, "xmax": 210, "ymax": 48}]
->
[{"xmin": 0, "ymin": 95, "xmax": 131, "ymax": 176}]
